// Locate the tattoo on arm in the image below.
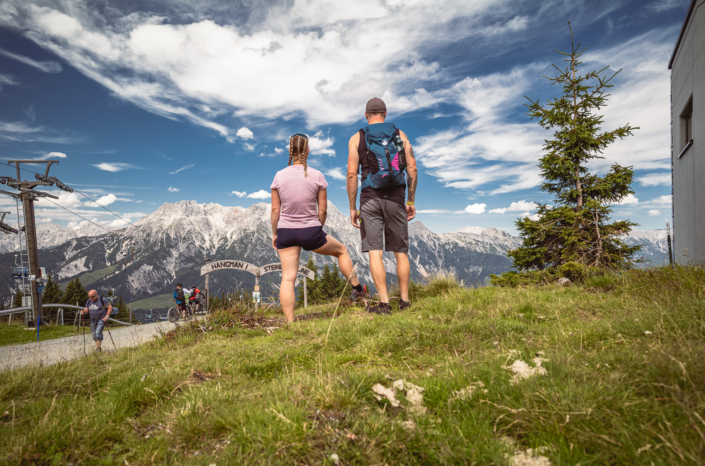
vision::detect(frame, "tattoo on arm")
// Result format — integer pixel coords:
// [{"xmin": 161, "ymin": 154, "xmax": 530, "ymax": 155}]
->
[{"xmin": 407, "ymin": 147, "xmax": 417, "ymax": 203}]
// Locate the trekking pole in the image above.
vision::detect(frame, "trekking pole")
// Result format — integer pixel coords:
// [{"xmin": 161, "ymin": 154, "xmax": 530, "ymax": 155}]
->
[
  {"xmin": 82, "ymin": 312, "xmax": 86, "ymax": 356},
  {"xmin": 107, "ymin": 325, "xmax": 117, "ymax": 351}
]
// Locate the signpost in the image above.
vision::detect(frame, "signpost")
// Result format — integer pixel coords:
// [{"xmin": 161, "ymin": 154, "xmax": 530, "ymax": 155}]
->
[{"xmin": 200, "ymin": 259, "xmax": 316, "ymax": 311}]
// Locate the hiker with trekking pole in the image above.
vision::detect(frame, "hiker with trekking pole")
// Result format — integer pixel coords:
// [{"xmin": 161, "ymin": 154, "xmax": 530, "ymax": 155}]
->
[
  {"xmin": 81, "ymin": 289, "xmax": 113, "ymax": 353},
  {"xmin": 270, "ymin": 133, "xmax": 366, "ymax": 323},
  {"xmin": 346, "ymin": 98, "xmax": 418, "ymax": 315}
]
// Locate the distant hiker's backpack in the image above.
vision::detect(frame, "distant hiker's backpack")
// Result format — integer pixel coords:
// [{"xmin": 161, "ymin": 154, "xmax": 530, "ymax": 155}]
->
[
  {"xmin": 360, "ymin": 122, "xmax": 407, "ymax": 190},
  {"xmin": 176, "ymin": 289, "xmax": 185, "ymax": 302}
]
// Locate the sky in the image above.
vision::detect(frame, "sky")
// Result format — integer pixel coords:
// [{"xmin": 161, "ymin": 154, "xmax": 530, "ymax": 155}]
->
[{"xmin": 0, "ymin": 0, "xmax": 690, "ymax": 234}]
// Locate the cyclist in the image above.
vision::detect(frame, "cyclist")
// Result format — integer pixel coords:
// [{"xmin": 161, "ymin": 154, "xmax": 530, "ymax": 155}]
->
[
  {"xmin": 173, "ymin": 283, "xmax": 187, "ymax": 320},
  {"xmin": 189, "ymin": 284, "xmax": 202, "ymax": 313}
]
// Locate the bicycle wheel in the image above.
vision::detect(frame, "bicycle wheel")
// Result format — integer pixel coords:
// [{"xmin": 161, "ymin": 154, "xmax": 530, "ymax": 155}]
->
[
  {"xmin": 196, "ymin": 303, "xmax": 203, "ymax": 315},
  {"xmin": 167, "ymin": 307, "xmax": 179, "ymax": 323}
]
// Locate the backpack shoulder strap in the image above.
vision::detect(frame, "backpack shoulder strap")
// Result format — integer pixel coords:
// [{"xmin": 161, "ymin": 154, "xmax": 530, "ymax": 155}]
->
[{"xmin": 358, "ymin": 129, "xmax": 367, "ymax": 173}]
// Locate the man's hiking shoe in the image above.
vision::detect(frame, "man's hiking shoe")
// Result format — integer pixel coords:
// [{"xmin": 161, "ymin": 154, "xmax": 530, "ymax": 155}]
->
[
  {"xmin": 367, "ymin": 302, "xmax": 392, "ymax": 315},
  {"xmin": 399, "ymin": 300, "xmax": 411, "ymax": 311},
  {"xmin": 95, "ymin": 347, "xmax": 101, "ymax": 353}
]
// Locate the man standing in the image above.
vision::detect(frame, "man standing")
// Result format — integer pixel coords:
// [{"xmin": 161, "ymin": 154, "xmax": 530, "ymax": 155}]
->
[
  {"xmin": 81, "ymin": 290, "xmax": 113, "ymax": 352},
  {"xmin": 347, "ymin": 97, "xmax": 418, "ymax": 314}
]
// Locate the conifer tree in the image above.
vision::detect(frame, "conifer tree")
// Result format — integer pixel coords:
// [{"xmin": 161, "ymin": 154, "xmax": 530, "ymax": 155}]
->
[
  {"xmin": 41, "ymin": 275, "xmax": 63, "ymax": 304},
  {"xmin": 508, "ymin": 24, "xmax": 641, "ymax": 272},
  {"xmin": 62, "ymin": 277, "xmax": 89, "ymax": 305},
  {"xmin": 115, "ymin": 295, "xmax": 127, "ymax": 315},
  {"xmin": 13, "ymin": 290, "xmax": 24, "ymax": 308}
]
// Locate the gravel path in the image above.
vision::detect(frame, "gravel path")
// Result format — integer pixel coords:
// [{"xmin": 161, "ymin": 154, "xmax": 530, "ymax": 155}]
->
[{"xmin": 0, "ymin": 321, "xmax": 184, "ymax": 372}]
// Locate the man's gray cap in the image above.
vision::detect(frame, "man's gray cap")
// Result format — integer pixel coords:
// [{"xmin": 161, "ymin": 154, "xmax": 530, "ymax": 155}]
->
[{"xmin": 366, "ymin": 97, "xmax": 386, "ymax": 113}]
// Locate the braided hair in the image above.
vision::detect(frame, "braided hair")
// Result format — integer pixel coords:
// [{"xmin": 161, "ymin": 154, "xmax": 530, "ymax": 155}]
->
[{"xmin": 288, "ymin": 134, "xmax": 309, "ymax": 177}]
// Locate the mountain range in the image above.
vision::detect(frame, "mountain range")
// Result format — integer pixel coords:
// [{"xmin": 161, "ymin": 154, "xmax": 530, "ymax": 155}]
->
[{"xmin": 0, "ymin": 200, "xmax": 671, "ymax": 309}]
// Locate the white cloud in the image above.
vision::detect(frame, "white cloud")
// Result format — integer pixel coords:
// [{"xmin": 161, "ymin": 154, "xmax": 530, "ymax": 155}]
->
[
  {"xmin": 652, "ymin": 195, "xmax": 671, "ymax": 205},
  {"xmin": 648, "ymin": 209, "xmax": 661, "ymax": 216},
  {"xmin": 230, "ymin": 191, "xmax": 246, "ymax": 197},
  {"xmin": 638, "ymin": 173, "xmax": 671, "ymax": 186},
  {"xmin": 490, "ymin": 199, "xmax": 537, "ymax": 213},
  {"xmin": 309, "ymin": 131, "xmax": 335, "ymax": 157},
  {"xmin": 169, "ymin": 163, "xmax": 195, "ymax": 174},
  {"xmin": 247, "ymin": 190, "xmax": 270, "ymax": 199},
  {"xmin": 243, "ymin": 143, "xmax": 256, "ymax": 152},
  {"xmin": 0, "ymin": 120, "xmax": 73, "ymax": 143},
  {"xmin": 168, "ymin": 186, "xmax": 179, "ymax": 192},
  {"xmin": 274, "ymin": 147, "xmax": 284, "ymax": 154},
  {"xmin": 464, "ymin": 203, "xmax": 486, "ymax": 214},
  {"xmin": 325, "ymin": 168, "xmax": 346, "ymax": 180},
  {"xmin": 93, "ymin": 162, "xmax": 136, "ymax": 172},
  {"xmin": 0, "ymin": 47, "xmax": 62, "ymax": 73},
  {"xmin": 637, "ymin": 173, "xmax": 671, "ymax": 186},
  {"xmin": 35, "ymin": 191, "xmax": 82, "ymax": 209},
  {"xmin": 39, "ymin": 151, "xmax": 67, "ymax": 159},
  {"xmin": 0, "ymin": 0, "xmax": 535, "ymax": 139},
  {"xmin": 236, "ymin": 127, "xmax": 254, "ymax": 140},
  {"xmin": 616, "ymin": 194, "xmax": 639, "ymax": 205},
  {"xmin": 86, "ymin": 193, "xmax": 117, "ymax": 207}
]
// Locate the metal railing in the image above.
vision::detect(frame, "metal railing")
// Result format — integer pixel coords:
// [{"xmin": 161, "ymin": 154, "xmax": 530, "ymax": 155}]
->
[{"xmin": 0, "ymin": 304, "xmax": 134, "ymax": 325}]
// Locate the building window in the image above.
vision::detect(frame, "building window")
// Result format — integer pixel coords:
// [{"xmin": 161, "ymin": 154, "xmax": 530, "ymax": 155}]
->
[{"xmin": 680, "ymin": 97, "xmax": 693, "ymax": 154}]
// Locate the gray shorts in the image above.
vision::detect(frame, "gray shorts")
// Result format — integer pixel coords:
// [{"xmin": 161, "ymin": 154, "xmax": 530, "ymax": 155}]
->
[{"xmin": 360, "ymin": 199, "xmax": 409, "ymax": 253}]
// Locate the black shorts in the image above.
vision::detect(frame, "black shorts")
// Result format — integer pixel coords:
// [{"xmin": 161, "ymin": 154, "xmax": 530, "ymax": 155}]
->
[{"xmin": 277, "ymin": 226, "xmax": 328, "ymax": 251}]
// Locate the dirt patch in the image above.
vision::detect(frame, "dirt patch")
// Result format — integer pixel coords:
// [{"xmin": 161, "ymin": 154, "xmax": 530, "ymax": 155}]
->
[
  {"xmin": 295, "ymin": 311, "xmax": 333, "ymax": 321},
  {"xmin": 187, "ymin": 370, "xmax": 218, "ymax": 384}
]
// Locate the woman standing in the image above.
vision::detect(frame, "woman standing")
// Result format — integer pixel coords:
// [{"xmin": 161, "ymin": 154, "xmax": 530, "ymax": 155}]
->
[{"xmin": 271, "ymin": 133, "xmax": 365, "ymax": 323}]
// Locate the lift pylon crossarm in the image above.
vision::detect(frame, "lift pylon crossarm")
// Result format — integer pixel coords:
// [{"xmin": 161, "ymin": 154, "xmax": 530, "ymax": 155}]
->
[
  {"xmin": 0, "ymin": 211, "xmax": 18, "ymax": 234},
  {"xmin": 6, "ymin": 160, "xmax": 60, "ymax": 179}
]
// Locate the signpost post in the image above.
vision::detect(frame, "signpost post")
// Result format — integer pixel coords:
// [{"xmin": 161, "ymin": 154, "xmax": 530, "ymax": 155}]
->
[{"xmin": 200, "ymin": 260, "xmax": 316, "ymax": 310}]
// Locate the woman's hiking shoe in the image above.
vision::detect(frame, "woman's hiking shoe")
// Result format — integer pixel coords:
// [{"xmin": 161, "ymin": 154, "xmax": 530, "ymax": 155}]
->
[
  {"xmin": 399, "ymin": 300, "xmax": 411, "ymax": 310},
  {"xmin": 367, "ymin": 302, "xmax": 392, "ymax": 315},
  {"xmin": 350, "ymin": 288, "xmax": 367, "ymax": 302}
]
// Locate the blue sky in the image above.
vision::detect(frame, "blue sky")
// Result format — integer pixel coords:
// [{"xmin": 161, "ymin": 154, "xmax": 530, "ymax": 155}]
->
[{"xmin": 0, "ymin": 0, "xmax": 690, "ymax": 234}]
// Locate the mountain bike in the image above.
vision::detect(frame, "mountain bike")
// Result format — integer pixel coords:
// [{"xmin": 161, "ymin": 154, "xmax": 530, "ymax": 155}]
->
[{"xmin": 167, "ymin": 302, "xmax": 193, "ymax": 322}]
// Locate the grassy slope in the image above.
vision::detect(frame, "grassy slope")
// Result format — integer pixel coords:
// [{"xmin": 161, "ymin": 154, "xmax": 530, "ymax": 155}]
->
[
  {"xmin": 0, "ymin": 324, "xmax": 79, "ymax": 347},
  {"xmin": 129, "ymin": 293, "xmax": 174, "ymax": 311},
  {"xmin": 0, "ymin": 266, "xmax": 703, "ymax": 465}
]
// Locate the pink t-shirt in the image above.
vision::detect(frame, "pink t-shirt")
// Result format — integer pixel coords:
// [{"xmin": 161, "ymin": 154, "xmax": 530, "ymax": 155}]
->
[{"xmin": 271, "ymin": 165, "xmax": 328, "ymax": 229}]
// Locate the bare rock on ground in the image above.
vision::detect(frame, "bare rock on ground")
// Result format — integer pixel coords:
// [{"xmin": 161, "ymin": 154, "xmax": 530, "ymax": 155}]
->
[{"xmin": 504, "ymin": 357, "xmax": 549, "ymax": 384}]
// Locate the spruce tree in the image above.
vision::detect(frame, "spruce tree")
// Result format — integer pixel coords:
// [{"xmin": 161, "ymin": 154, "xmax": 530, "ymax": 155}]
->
[
  {"xmin": 508, "ymin": 24, "xmax": 641, "ymax": 273},
  {"xmin": 114, "ymin": 295, "xmax": 126, "ymax": 315},
  {"xmin": 62, "ymin": 277, "xmax": 90, "ymax": 305},
  {"xmin": 41, "ymin": 275, "xmax": 63, "ymax": 304},
  {"xmin": 13, "ymin": 290, "xmax": 24, "ymax": 308}
]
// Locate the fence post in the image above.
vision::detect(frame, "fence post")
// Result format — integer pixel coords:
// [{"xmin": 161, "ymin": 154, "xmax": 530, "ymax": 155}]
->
[
  {"xmin": 255, "ymin": 274, "xmax": 259, "ymax": 312},
  {"xmin": 205, "ymin": 258, "xmax": 211, "ymax": 317},
  {"xmin": 129, "ymin": 305, "xmax": 132, "ymax": 325},
  {"xmin": 303, "ymin": 277, "xmax": 308, "ymax": 308}
]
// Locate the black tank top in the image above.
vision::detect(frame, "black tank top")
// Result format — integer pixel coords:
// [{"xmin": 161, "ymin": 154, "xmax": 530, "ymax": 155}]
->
[{"xmin": 358, "ymin": 129, "xmax": 406, "ymax": 208}]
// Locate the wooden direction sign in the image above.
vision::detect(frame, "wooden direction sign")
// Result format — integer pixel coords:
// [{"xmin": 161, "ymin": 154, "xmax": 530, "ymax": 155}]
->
[
  {"xmin": 258, "ymin": 262, "xmax": 316, "ymax": 280},
  {"xmin": 200, "ymin": 260, "xmax": 258, "ymax": 276}
]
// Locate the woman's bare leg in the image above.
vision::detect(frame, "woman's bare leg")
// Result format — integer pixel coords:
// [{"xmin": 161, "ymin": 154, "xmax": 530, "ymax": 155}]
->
[
  {"xmin": 277, "ymin": 246, "xmax": 301, "ymax": 323},
  {"xmin": 313, "ymin": 235, "xmax": 360, "ymax": 286}
]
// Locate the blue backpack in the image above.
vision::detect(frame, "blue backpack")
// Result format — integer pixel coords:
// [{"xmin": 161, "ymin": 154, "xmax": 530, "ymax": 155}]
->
[{"xmin": 360, "ymin": 122, "xmax": 407, "ymax": 190}]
